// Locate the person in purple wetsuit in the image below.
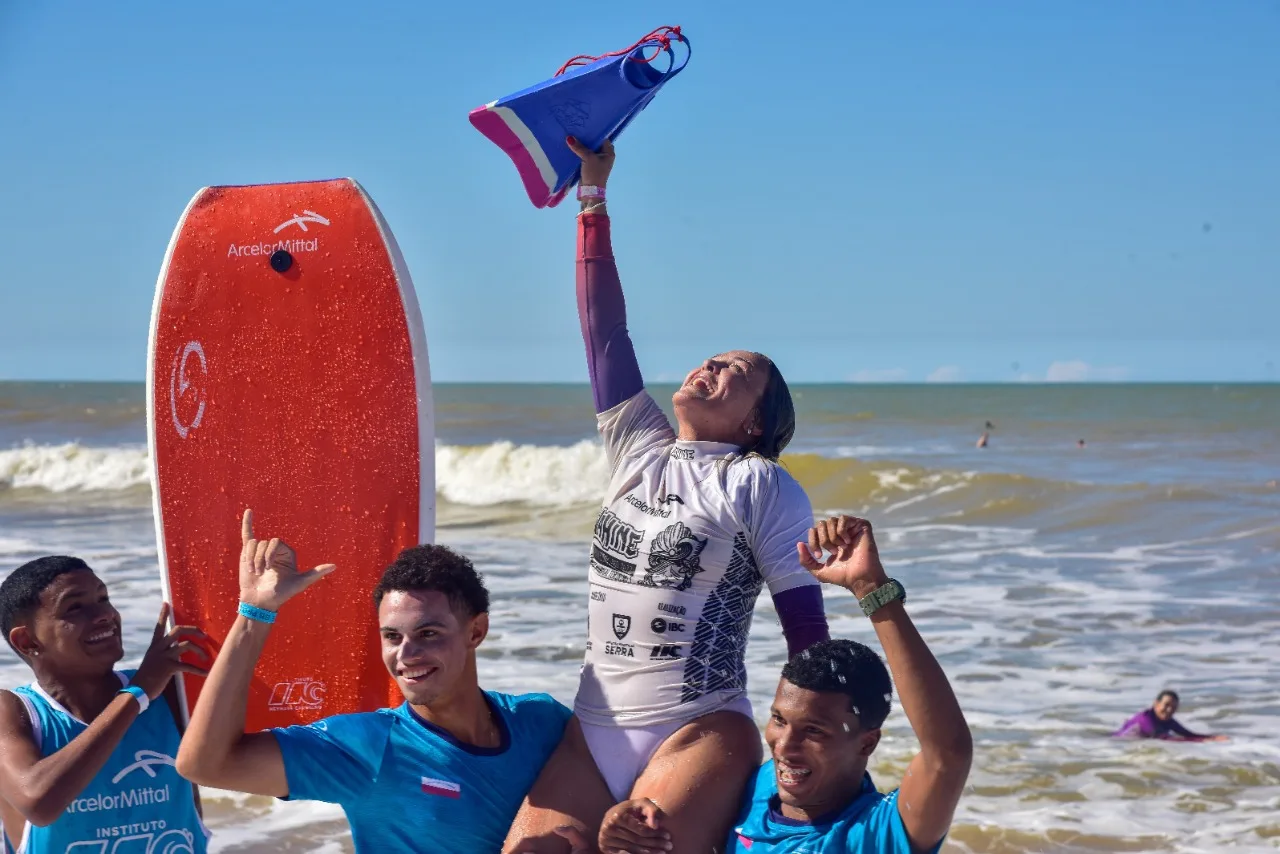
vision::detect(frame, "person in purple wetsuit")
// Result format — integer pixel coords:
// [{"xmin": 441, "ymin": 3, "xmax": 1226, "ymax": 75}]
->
[
  {"xmin": 501, "ymin": 138, "xmax": 830, "ymax": 854},
  {"xmin": 1113, "ymin": 690, "xmax": 1227, "ymax": 742}
]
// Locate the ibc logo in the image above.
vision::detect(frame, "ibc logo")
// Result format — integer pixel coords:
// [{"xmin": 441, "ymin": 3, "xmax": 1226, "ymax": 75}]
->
[{"xmin": 268, "ymin": 678, "xmax": 326, "ymax": 712}]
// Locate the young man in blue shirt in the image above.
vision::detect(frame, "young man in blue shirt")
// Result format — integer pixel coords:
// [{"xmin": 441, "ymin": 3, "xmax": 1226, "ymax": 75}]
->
[
  {"xmin": 176, "ymin": 510, "xmax": 571, "ymax": 854},
  {"xmin": 0, "ymin": 556, "xmax": 212, "ymax": 854},
  {"xmin": 594, "ymin": 515, "xmax": 972, "ymax": 854}
]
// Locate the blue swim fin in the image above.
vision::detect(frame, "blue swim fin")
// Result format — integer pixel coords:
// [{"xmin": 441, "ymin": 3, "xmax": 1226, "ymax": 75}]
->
[{"xmin": 470, "ymin": 27, "xmax": 691, "ymax": 208}]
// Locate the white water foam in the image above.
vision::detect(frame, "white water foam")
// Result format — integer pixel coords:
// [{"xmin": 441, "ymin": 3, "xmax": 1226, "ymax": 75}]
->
[
  {"xmin": 0, "ymin": 441, "xmax": 614, "ymax": 506},
  {"xmin": 436, "ymin": 439, "xmax": 609, "ymax": 506},
  {"xmin": 0, "ymin": 443, "xmax": 151, "ymax": 492}
]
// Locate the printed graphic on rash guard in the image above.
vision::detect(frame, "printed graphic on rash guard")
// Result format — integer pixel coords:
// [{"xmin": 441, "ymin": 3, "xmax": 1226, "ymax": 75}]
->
[
  {"xmin": 591, "ymin": 508, "xmax": 644, "ymax": 582},
  {"xmin": 639, "ymin": 522, "xmax": 707, "ymax": 591},
  {"xmin": 681, "ymin": 533, "xmax": 763, "ymax": 703}
]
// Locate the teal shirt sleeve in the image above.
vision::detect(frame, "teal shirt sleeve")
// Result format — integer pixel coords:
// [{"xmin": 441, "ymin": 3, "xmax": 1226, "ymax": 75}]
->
[
  {"xmin": 523, "ymin": 695, "xmax": 571, "ymax": 755},
  {"xmin": 271, "ymin": 711, "xmax": 394, "ymax": 804},
  {"xmin": 499, "ymin": 692, "xmax": 571, "ymax": 769},
  {"xmin": 854, "ymin": 790, "xmax": 945, "ymax": 854}
]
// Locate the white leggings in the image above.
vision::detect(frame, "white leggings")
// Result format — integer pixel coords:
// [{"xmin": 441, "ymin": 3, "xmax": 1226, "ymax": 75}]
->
[{"xmin": 578, "ymin": 695, "xmax": 755, "ymax": 802}]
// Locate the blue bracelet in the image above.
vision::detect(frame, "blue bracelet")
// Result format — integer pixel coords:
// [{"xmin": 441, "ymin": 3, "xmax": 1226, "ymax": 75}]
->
[
  {"xmin": 238, "ymin": 602, "xmax": 277, "ymax": 624},
  {"xmin": 119, "ymin": 684, "xmax": 150, "ymax": 713}
]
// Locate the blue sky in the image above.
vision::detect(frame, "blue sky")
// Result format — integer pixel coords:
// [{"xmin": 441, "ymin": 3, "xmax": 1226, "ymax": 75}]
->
[{"xmin": 1, "ymin": 1, "xmax": 1276, "ymax": 383}]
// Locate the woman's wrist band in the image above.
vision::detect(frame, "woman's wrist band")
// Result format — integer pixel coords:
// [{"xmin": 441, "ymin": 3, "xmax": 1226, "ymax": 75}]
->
[{"xmin": 238, "ymin": 601, "xmax": 277, "ymax": 624}]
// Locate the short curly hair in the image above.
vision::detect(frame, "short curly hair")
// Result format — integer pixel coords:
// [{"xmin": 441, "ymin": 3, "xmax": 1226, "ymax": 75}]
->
[
  {"xmin": 372, "ymin": 544, "xmax": 489, "ymax": 618},
  {"xmin": 781, "ymin": 639, "xmax": 894, "ymax": 729},
  {"xmin": 1, "ymin": 556, "xmax": 93, "ymax": 653}
]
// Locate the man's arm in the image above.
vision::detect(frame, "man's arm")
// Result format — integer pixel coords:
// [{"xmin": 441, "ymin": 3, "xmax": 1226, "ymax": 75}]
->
[
  {"xmin": 0, "ymin": 690, "xmax": 142, "ymax": 826},
  {"xmin": 865, "ymin": 600, "xmax": 971, "ymax": 850},
  {"xmin": 174, "ymin": 616, "xmax": 288, "ymax": 796},
  {"xmin": 175, "ymin": 509, "xmax": 336, "ymax": 796},
  {"xmin": 799, "ymin": 516, "xmax": 972, "ymax": 853}
]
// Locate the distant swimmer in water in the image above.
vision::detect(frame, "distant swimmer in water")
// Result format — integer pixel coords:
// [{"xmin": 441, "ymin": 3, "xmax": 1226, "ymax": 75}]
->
[
  {"xmin": 1077, "ymin": 439, "xmax": 1086, "ymax": 448},
  {"xmin": 976, "ymin": 431, "xmax": 989, "ymax": 449},
  {"xmin": 1113, "ymin": 690, "xmax": 1227, "ymax": 742}
]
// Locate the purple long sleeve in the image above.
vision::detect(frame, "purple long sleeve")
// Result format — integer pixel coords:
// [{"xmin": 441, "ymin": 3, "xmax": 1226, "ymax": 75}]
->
[
  {"xmin": 1113, "ymin": 710, "xmax": 1157, "ymax": 738},
  {"xmin": 772, "ymin": 585, "xmax": 830, "ymax": 658},
  {"xmin": 1113, "ymin": 709, "xmax": 1214, "ymax": 741},
  {"xmin": 578, "ymin": 214, "xmax": 644, "ymax": 413},
  {"xmin": 1165, "ymin": 717, "xmax": 1213, "ymax": 741}
]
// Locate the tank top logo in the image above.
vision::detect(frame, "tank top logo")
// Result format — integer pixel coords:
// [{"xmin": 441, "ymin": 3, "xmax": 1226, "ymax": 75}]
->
[{"xmin": 112, "ymin": 750, "xmax": 177, "ymax": 784}]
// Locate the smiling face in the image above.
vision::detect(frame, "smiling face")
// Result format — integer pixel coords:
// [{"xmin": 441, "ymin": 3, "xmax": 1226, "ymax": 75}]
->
[
  {"xmin": 671, "ymin": 350, "xmax": 772, "ymax": 446},
  {"xmin": 1153, "ymin": 693, "xmax": 1179, "ymax": 721},
  {"xmin": 10, "ymin": 570, "xmax": 124, "ymax": 674},
  {"xmin": 378, "ymin": 589, "xmax": 487, "ymax": 708},
  {"xmin": 764, "ymin": 679, "xmax": 880, "ymax": 820}
]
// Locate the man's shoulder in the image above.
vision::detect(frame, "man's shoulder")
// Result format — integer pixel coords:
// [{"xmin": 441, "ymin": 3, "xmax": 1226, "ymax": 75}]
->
[
  {"xmin": 488, "ymin": 691, "xmax": 571, "ymax": 726},
  {"xmin": 825, "ymin": 782, "xmax": 912, "ymax": 849},
  {"xmin": 277, "ymin": 708, "xmax": 399, "ymax": 742},
  {"xmin": 749, "ymin": 760, "xmax": 779, "ymax": 801}
]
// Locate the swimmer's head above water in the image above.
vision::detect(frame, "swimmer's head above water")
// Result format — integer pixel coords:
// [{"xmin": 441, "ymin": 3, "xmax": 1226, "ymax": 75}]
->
[
  {"xmin": 373, "ymin": 545, "xmax": 491, "ymax": 708},
  {"xmin": 1153, "ymin": 689, "xmax": 1179, "ymax": 721},
  {"xmin": 673, "ymin": 351, "xmax": 795, "ymax": 460}
]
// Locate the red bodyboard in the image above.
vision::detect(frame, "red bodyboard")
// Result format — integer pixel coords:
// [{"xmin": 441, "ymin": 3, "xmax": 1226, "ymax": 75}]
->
[{"xmin": 147, "ymin": 179, "xmax": 434, "ymax": 731}]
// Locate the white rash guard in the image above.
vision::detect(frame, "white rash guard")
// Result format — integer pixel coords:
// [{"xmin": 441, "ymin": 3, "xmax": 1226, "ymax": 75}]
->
[{"xmin": 574, "ymin": 391, "xmax": 821, "ymax": 727}]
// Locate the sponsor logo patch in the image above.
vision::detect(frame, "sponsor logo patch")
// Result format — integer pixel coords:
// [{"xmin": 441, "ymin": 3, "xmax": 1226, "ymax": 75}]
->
[
  {"xmin": 268, "ymin": 677, "xmax": 326, "ymax": 712},
  {"xmin": 605, "ymin": 642, "xmax": 635, "ymax": 657}
]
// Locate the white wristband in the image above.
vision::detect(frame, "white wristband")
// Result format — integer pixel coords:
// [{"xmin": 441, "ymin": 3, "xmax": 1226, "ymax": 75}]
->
[{"xmin": 120, "ymin": 685, "xmax": 150, "ymax": 714}]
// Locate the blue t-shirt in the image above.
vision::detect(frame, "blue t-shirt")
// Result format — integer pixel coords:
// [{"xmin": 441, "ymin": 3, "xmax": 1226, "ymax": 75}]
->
[
  {"xmin": 728, "ymin": 761, "xmax": 941, "ymax": 854},
  {"xmin": 8, "ymin": 670, "xmax": 208, "ymax": 854},
  {"xmin": 272, "ymin": 691, "xmax": 570, "ymax": 854}
]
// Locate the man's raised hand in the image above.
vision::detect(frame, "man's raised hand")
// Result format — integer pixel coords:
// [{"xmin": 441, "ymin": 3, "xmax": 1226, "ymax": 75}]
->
[{"xmin": 238, "ymin": 508, "xmax": 337, "ymax": 613}]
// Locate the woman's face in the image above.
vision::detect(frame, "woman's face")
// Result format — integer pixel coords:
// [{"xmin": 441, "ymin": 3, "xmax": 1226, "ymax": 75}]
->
[{"xmin": 671, "ymin": 350, "xmax": 770, "ymax": 444}]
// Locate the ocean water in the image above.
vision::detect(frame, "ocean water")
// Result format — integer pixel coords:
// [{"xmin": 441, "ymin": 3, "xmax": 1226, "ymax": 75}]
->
[{"xmin": 2, "ymin": 381, "xmax": 1278, "ymax": 853}]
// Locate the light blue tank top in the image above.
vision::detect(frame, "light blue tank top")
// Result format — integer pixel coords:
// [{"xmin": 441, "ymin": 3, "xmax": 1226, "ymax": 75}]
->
[{"xmin": 7, "ymin": 671, "xmax": 208, "ymax": 854}]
